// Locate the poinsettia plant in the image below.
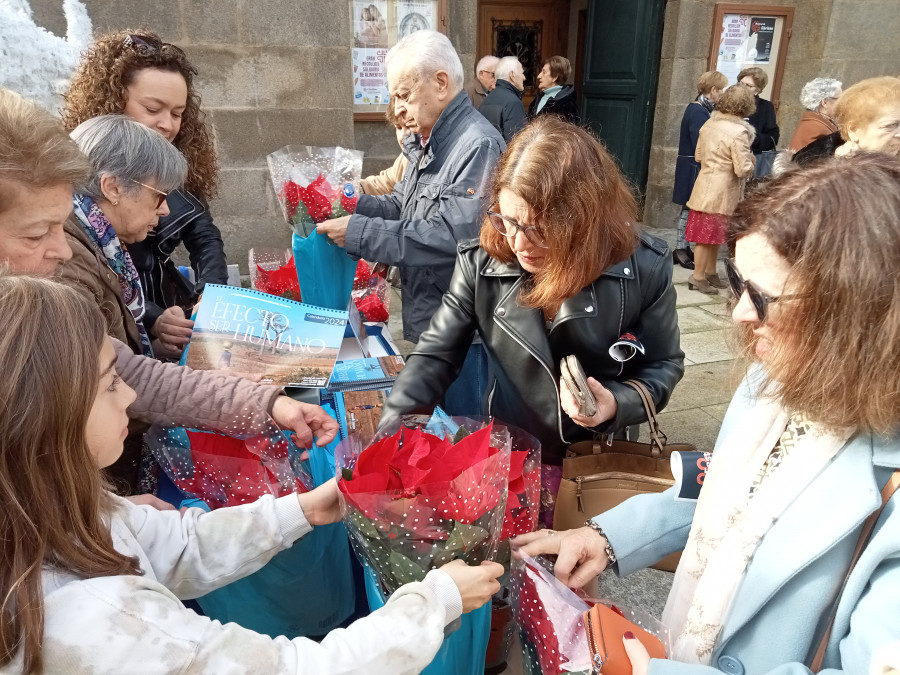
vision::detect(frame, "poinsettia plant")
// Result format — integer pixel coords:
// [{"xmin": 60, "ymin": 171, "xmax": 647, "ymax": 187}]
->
[
  {"xmin": 336, "ymin": 413, "xmax": 512, "ymax": 595},
  {"xmin": 146, "ymin": 416, "xmax": 313, "ymax": 510},
  {"xmin": 267, "ymin": 145, "xmax": 364, "ymax": 238},
  {"xmin": 351, "ymin": 260, "xmax": 390, "ymax": 323},
  {"xmin": 254, "ymin": 256, "xmax": 302, "ymax": 301}
]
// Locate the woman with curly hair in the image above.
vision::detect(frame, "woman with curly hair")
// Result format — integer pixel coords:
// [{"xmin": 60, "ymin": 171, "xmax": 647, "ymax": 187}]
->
[{"xmin": 63, "ymin": 31, "xmax": 227, "ymax": 359}]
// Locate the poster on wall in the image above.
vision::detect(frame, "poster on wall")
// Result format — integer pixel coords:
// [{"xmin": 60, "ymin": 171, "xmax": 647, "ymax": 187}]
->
[
  {"xmin": 714, "ymin": 12, "xmax": 783, "ymax": 97},
  {"xmin": 350, "ymin": 0, "xmax": 443, "ymax": 116}
]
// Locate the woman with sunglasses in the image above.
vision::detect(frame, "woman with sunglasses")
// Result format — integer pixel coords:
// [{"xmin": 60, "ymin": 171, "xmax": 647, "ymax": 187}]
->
[
  {"xmin": 63, "ymin": 31, "xmax": 227, "ymax": 360},
  {"xmin": 59, "ymin": 114, "xmax": 187, "ymax": 493},
  {"xmin": 381, "ymin": 116, "xmax": 684, "ymax": 520},
  {"xmin": 517, "ymin": 152, "xmax": 900, "ymax": 674}
]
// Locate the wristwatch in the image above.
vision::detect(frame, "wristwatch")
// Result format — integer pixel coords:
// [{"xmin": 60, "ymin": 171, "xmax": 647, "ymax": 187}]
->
[{"xmin": 584, "ymin": 519, "xmax": 617, "ymax": 565}]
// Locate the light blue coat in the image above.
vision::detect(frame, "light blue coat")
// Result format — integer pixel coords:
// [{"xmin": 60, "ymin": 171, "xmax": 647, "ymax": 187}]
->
[{"xmin": 595, "ymin": 373, "xmax": 900, "ymax": 674}]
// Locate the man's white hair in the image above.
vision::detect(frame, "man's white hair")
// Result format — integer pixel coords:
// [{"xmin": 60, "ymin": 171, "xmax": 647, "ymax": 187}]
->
[
  {"xmin": 475, "ymin": 54, "xmax": 499, "ymax": 75},
  {"xmin": 385, "ymin": 30, "xmax": 464, "ymax": 94},
  {"xmin": 494, "ymin": 56, "xmax": 522, "ymax": 83}
]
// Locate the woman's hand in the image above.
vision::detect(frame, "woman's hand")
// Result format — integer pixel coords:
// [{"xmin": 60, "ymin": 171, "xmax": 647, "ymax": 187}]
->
[
  {"xmin": 560, "ymin": 376, "xmax": 618, "ymax": 428},
  {"xmin": 297, "ymin": 478, "xmax": 342, "ymax": 526},
  {"xmin": 624, "ymin": 632, "xmax": 651, "ymax": 675},
  {"xmin": 513, "ymin": 527, "xmax": 612, "ymax": 587},
  {"xmin": 271, "ymin": 396, "xmax": 340, "ymax": 449},
  {"xmin": 438, "ymin": 560, "xmax": 504, "ymax": 613},
  {"xmin": 152, "ymin": 306, "xmax": 194, "ymax": 355}
]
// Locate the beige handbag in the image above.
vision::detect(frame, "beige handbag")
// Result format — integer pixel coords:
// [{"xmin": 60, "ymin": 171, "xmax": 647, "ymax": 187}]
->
[{"xmin": 553, "ymin": 379, "xmax": 697, "ymax": 571}]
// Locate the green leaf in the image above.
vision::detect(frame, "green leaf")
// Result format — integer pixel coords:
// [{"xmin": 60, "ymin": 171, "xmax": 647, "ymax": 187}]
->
[
  {"xmin": 341, "ymin": 467, "xmax": 354, "ymax": 481},
  {"xmin": 452, "ymin": 426, "xmax": 471, "ymax": 444},
  {"xmin": 345, "ymin": 508, "xmax": 381, "ymax": 540},
  {"xmin": 388, "ymin": 550, "xmax": 427, "ymax": 586},
  {"xmin": 444, "ymin": 521, "xmax": 488, "ymax": 553}
]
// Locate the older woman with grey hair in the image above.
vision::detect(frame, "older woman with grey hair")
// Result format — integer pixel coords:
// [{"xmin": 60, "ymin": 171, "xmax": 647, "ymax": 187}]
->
[
  {"xmin": 60, "ymin": 114, "xmax": 187, "ymax": 495},
  {"xmin": 788, "ymin": 77, "xmax": 842, "ymax": 152},
  {"xmin": 62, "ymin": 114, "xmax": 187, "ymax": 359}
]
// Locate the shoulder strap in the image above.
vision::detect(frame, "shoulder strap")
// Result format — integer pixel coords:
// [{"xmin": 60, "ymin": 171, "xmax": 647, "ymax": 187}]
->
[
  {"xmin": 810, "ymin": 469, "xmax": 900, "ymax": 671},
  {"xmin": 623, "ymin": 379, "xmax": 668, "ymax": 456}
]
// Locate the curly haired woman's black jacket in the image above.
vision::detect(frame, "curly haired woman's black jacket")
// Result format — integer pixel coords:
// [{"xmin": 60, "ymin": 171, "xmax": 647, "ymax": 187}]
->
[
  {"xmin": 128, "ymin": 189, "xmax": 228, "ymax": 331},
  {"xmin": 527, "ymin": 84, "xmax": 580, "ymax": 125},
  {"xmin": 748, "ymin": 95, "xmax": 780, "ymax": 153}
]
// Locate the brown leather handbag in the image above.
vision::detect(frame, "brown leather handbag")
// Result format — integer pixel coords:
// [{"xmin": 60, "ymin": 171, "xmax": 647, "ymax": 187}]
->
[{"xmin": 553, "ymin": 380, "xmax": 697, "ymax": 571}]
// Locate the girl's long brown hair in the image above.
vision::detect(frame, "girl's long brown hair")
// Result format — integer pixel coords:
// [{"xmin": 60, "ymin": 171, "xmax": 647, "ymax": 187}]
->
[
  {"xmin": 62, "ymin": 29, "xmax": 218, "ymax": 200},
  {"xmin": 480, "ymin": 116, "xmax": 638, "ymax": 313},
  {"xmin": 0, "ymin": 277, "xmax": 141, "ymax": 674},
  {"xmin": 729, "ymin": 152, "xmax": 900, "ymax": 433}
]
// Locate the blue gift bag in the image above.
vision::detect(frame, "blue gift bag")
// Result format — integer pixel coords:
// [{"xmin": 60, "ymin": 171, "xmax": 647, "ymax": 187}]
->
[
  {"xmin": 170, "ymin": 405, "xmax": 356, "ymax": 638},
  {"xmin": 292, "ymin": 231, "xmax": 357, "ymax": 311},
  {"xmin": 363, "ymin": 563, "xmax": 491, "ymax": 675}
]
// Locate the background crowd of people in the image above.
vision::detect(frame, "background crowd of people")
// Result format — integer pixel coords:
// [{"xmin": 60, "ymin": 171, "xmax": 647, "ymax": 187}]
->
[{"xmin": 0, "ymin": 20, "xmax": 899, "ymax": 675}]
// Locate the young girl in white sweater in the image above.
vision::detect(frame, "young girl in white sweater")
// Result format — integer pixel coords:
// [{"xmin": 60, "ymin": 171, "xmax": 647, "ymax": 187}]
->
[{"xmin": 0, "ymin": 275, "xmax": 503, "ymax": 674}]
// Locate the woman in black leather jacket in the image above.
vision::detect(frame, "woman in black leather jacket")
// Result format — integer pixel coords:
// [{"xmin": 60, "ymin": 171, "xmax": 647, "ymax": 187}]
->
[
  {"xmin": 382, "ymin": 117, "xmax": 684, "ymax": 508},
  {"xmin": 63, "ymin": 31, "xmax": 227, "ymax": 359}
]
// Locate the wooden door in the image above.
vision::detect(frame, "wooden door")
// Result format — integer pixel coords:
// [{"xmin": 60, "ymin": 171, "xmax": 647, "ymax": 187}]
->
[
  {"xmin": 477, "ymin": 0, "xmax": 570, "ymax": 109},
  {"xmin": 581, "ymin": 0, "xmax": 666, "ymax": 193}
]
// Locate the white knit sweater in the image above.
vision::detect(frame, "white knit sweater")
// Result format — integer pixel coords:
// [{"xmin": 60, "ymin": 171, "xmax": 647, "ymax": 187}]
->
[{"xmin": 4, "ymin": 494, "xmax": 462, "ymax": 674}]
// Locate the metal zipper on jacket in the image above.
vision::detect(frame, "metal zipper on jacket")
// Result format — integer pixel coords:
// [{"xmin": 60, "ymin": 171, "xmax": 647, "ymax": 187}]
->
[
  {"xmin": 575, "ymin": 472, "xmax": 674, "ymax": 513},
  {"xmin": 494, "ymin": 318, "xmax": 567, "ymax": 443}
]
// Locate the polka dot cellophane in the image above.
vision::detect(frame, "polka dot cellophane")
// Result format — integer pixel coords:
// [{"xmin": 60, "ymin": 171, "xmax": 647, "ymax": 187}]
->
[
  {"xmin": 334, "ymin": 415, "xmax": 517, "ymax": 596},
  {"xmin": 146, "ymin": 412, "xmax": 313, "ymax": 510}
]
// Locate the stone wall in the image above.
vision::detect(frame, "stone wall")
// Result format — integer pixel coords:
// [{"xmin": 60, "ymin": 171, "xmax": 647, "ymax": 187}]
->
[
  {"xmin": 29, "ymin": 0, "xmax": 476, "ymax": 270},
  {"xmin": 644, "ymin": 0, "xmax": 900, "ymax": 230}
]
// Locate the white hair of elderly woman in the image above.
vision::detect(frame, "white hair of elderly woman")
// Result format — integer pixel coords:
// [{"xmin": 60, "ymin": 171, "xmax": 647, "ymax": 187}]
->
[
  {"xmin": 800, "ymin": 78, "xmax": 842, "ymax": 111},
  {"xmin": 69, "ymin": 114, "xmax": 187, "ymax": 202},
  {"xmin": 385, "ymin": 29, "xmax": 464, "ymax": 93}
]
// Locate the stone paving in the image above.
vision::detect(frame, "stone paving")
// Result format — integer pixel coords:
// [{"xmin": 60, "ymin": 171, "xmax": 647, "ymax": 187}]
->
[{"xmin": 384, "ymin": 232, "xmax": 743, "ymax": 673}]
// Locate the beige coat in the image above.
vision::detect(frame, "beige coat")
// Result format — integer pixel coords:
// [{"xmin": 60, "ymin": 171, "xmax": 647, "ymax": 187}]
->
[
  {"xmin": 687, "ymin": 112, "xmax": 756, "ymax": 216},
  {"xmin": 61, "ymin": 216, "xmax": 144, "ymax": 355},
  {"xmin": 360, "ymin": 153, "xmax": 409, "ymax": 196}
]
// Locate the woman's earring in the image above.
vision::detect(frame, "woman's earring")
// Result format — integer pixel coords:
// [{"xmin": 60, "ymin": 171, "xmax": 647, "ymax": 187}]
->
[{"xmin": 112, "ymin": 201, "xmax": 119, "ymax": 206}]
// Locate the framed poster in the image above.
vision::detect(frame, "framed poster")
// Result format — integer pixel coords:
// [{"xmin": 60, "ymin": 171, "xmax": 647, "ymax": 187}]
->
[
  {"xmin": 707, "ymin": 4, "xmax": 793, "ymax": 108},
  {"xmin": 351, "ymin": 0, "xmax": 448, "ymax": 120}
]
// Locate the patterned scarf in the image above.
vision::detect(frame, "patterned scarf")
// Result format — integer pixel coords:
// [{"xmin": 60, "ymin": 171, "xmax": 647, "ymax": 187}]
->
[
  {"xmin": 662, "ymin": 389, "xmax": 851, "ymax": 665},
  {"xmin": 697, "ymin": 94, "xmax": 715, "ymax": 114},
  {"xmin": 72, "ymin": 195, "xmax": 153, "ymax": 357}
]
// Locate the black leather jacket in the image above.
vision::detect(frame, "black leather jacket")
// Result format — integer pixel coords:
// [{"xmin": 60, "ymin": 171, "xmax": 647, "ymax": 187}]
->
[
  {"xmin": 128, "ymin": 189, "xmax": 228, "ymax": 331},
  {"xmin": 382, "ymin": 233, "xmax": 684, "ymax": 464}
]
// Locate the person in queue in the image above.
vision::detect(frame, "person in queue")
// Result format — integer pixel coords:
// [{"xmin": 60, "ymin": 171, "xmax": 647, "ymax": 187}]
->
[
  {"xmin": 685, "ymin": 84, "xmax": 756, "ymax": 295},
  {"xmin": 788, "ymin": 77, "xmax": 842, "ymax": 152},
  {"xmin": 317, "ymin": 30, "xmax": 505, "ymax": 416},
  {"xmin": 518, "ymin": 153, "xmax": 900, "ymax": 674},
  {"xmin": 359, "ymin": 98, "xmax": 409, "ymax": 196},
  {"xmin": 528, "ymin": 55, "xmax": 579, "ymax": 124},
  {"xmin": 0, "ymin": 275, "xmax": 504, "ymax": 674},
  {"xmin": 792, "ymin": 76, "xmax": 900, "ymax": 165},
  {"xmin": 479, "ymin": 55, "xmax": 527, "ymax": 143},
  {"xmin": 380, "ymin": 115, "xmax": 683, "ymax": 523},
  {"xmin": 738, "ymin": 66, "xmax": 779, "ymax": 177},
  {"xmin": 465, "ymin": 54, "xmax": 499, "ymax": 110},
  {"xmin": 0, "ymin": 88, "xmax": 339, "ymax": 498},
  {"xmin": 670, "ymin": 70, "xmax": 728, "ymax": 270},
  {"xmin": 63, "ymin": 30, "xmax": 228, "ymax": 360}
]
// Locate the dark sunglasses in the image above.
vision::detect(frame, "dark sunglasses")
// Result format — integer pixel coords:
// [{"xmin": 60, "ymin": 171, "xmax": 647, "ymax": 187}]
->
[
  {"xmin": 129, "ymin": 179, "xmax": 168, "ymax": 209},
  {"xmin": 486, "ymin": 202, "xmax": 548, "ymax": 249},
  {"xmin": 122, "ymin": 34, "xmax": 189, "ymax": 62},
  {"xmin": 724, "ymin": 258, "xmax": 798, "ymax": 323}
]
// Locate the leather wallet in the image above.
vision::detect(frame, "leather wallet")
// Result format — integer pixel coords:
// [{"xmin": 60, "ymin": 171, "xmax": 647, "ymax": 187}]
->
[
  {"xmin": 560, "ymin": 355, "xmax": 598, "ymax": 418},
  {"xmin": 583, "ymin": 603, "xmax": 666, "ymax": 674}
]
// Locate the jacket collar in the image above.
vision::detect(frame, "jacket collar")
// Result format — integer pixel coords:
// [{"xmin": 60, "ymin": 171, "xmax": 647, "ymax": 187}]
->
[
  {"xmin": 403, "ymin": 90, "xmax": 474, "ymax": 169},
  {"xmin": 480, "ymin": 254, "xmax": 635, "ymax": 280},
  {"xmin": 495, "ymin": 79, "xmax": 524, "ymax": 99},
  {"xmin": 717, "ymin": 430, "xmax": 885, "ymax": 647}
]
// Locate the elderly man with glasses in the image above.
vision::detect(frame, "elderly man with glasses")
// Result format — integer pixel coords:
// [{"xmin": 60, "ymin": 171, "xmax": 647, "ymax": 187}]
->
[
  {"xmin": 465, "ymin": 54, "xmax": 500, "ymax": 110},
  {"xmin": 317, "ymin": 30, "xmax": 505, "ymax": 415}
]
